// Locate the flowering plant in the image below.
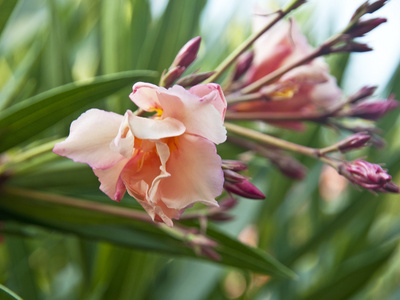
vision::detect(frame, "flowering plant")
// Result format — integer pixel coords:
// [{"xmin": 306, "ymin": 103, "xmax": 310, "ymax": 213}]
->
[{"xmin": 0, "ymin": 0, "xmax": 399, "ymax": 299}]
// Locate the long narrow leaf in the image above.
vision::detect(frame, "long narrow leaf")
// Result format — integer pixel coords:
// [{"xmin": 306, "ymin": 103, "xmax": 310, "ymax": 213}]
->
[
  {"xmin": 0, "ymin": 70, "xmax": 157, "ymax": 152},
  {"xmin": 0, "ymin": 187, "xmax": 295, "ymax": 278}
]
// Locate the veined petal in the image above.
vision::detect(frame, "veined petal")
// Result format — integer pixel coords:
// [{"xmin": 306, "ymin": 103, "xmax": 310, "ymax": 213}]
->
[
  {"xmin": 159, "ymin": 134, "xmax": 223, "ymax": 210},
  {"xmin": 160, "ymin": 85, "xmax": 227, "ymax": 144},
  {"xmin": 53, "ymin": 109, "xmax": 125, "ymax": 169},
  {"xmin": 128, "ymin": 114, "xmax": 186, "ymax": 140},
  {"xmin": 93, "ymin": 157, "xmax": 129, "ymax": 201}
]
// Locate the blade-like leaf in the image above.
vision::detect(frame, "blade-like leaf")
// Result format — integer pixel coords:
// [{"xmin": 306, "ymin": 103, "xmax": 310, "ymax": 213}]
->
[
  {"xmin": 0, "ymin": 284, "xmax": 23, "ymax": 300},
  {"xmin": 301, "ymin": 243, "xmax": 396, "ymax": 300},
  {"xmin": 0, "ymin": 0, "xmax": 18, "ymax": 35},
  {"xmin": 0, "ymin": 70, "xmax": 157, "ymax": 152},
  {"xmin": 0, "ymin": 187, "xmax": 295, "ymax": 278}
]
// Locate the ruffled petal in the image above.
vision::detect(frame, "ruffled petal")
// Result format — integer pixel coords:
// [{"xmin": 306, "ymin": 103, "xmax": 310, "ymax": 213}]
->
[
  {"xmin": 129, "ymin": 82, "xmax": 164, "ymax": 112},
  {"xmin": 128, "ymin": 113, "xmax": 186, "ymax": 140},
  {"xmin": 159, "ymin": 134, "xmax": 223, "ymax": 210},
  {"xmin": 189, "ymin": 83, "xmax": 227, "ymax": 120},
  {"xmin": 53, "ymin": 109, "xmax": 125, "ymax": 169},
  {"xmin": 159, "ymin": 85, "xmax": 227, "ymax": 144},
  {"xmin": 93, "ymin": 158, "xmax": 129, "ymax": 201},
  {"xmin": 110, "ymin": 110, "xmax": 134, "ymax": 158}
]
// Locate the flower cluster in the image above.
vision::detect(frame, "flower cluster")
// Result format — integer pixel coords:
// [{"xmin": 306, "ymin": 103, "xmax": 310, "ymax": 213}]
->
[{"xmin": 53, "ymin": 0, "xmax": 398, "ymax": 229}]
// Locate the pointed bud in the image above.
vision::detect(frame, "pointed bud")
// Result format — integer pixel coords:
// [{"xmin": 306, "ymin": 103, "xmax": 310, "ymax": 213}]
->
[
  {"xmin": 338, "ymin": 133, "xmax": 371, "ymax": 153},
  {"xmin": 176, "ymin": 71, "xmax": 216, "ymax": 87},
  {"xmin": 171, "ymin": 36, "xmax": 201, "ymax": 69},
  {"xmin": 339, "ymin": 160, "xmax": 393, "ymax": 190},
  {"xmin": 222, "ymin": 160, "xmax": 248, "ymax": 172},
  {"xmin": 351, "ymin": 0, "xmax": 387, "ymax": 21},
  {"xmin": 349, "ymin": 96, "xmax": 399, "ymax": 120},
  {"xmin": 348, "ymin": 86, "xmax": 377, "ymax": 103},
  {"xmin": 233, "ymin": 51, "xmax": 254, "ymax": 81},
  {"xmin": 366, "ymin": 0, "xmax": 388, "ymax": 14},
  {"xmin": 348, "ymin": 18, "xmax": 387, "ymax": 38},
  {"xmin": 223, "ymin": 169, "xmax": 247, "ymax": 184},
  {"xmin": 224, "ymin": 180, "xmax": 265, "ymax": 200},
  {"xmin": 162, "ymin": 66, "xmax": 185, "ymax": 88}
]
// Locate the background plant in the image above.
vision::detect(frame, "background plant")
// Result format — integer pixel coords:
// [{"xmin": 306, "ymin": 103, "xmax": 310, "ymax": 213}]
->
[{"xmin": 0, "ymin": 0, "xmax": 399, "ymax": 299}]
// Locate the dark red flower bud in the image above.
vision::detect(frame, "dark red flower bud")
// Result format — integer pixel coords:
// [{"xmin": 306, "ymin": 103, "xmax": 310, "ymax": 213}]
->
[
  {"xmin": 349, "ymin": 96, "xmax": 399, "ymax": 120},
  {"xmin": 348, "ymin": 86, "xmax": 377, "ymax": 103},
  {"xmin": 172, "ymin": 36, "xmax": 201, "ymax": 69},
  {"xmin": 222, "ymin": 160, "xmax": 248, "ymax": 172},
  {"xmin": 339, "ymin": 160, "xmax": 393, "ymax": 190},
  {"xmin": 176, "ymin": 71, "xmax": 216, "ymax": 87},
  {"xmin": 233, "ymin": 51, "xmax": 254, "ymax": 81},
  {"xmin": 224, "ymin": 180, "xmax": 265, "ymax": 200},
  {"xmin": 349, "ymin": 18, "xmax": 387, "ymax": 38},
  {"xmin": 162, "ymin": 66, "xmax": 185, "ymax": 88},
  {"xmin": 338, "ymin": 133, "xmax": 371, "ymax": 153}
]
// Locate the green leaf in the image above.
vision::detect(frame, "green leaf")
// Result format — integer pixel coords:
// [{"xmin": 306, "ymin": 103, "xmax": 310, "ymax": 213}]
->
[
  {"xmin": 0, "ymin": 187, "xmax": 295, "ymax": 278},
  {"xmin": 0, "ymin": 284, "xmax": 23, "ymax": 300},
  {"xmin": 0, "ymin": 70, "xmax": 157, "ymax": 152},
  {"xmin": 301, "ymin": 243, "xmax": 396, "ymax": 300},
  {"xmin": 0, "ymin": 0, "xmax": 18, "ymax": 35}
]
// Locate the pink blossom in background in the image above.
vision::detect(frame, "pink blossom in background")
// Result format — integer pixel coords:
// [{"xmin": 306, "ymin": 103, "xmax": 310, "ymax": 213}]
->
[
  {"xmin": 53, "ymin": 82, "xmax": 227, "ymax": 226},
  {"xmin": 231, "ymin": 16, "xmax": 343, "ymax": 130}
]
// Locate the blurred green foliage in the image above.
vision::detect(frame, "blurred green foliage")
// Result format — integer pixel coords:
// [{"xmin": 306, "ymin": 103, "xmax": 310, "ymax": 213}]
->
[{"xmin": 0, "ymin": 0, "xmax": 399, "ymax": 299}]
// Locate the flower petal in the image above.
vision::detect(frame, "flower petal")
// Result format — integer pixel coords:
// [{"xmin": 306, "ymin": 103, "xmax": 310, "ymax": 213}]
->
[
  {"xmin": 128, "ymin": 113, "xmax": 186, "ymax": 140},
  {"xmin": 159, "ymin": 134, "xmax": 223, "ymax": 210},
  {"xmin": 53, "ymin": 109, "xmax": 125, "ymax": 169},
  {"xmin": 129, "ymin": 82, "xmax": 163, "ymax": 112},
  {"xmin": 160, "ymin": 85, "xmax": 227, "ymax": 144},
  {"xmin": 189, "ymin": 83, "xmax": 227, "ymax": 120},
  {"xmin": 93, "ymin": 158, "xmax": 129, "ymax": 201}
]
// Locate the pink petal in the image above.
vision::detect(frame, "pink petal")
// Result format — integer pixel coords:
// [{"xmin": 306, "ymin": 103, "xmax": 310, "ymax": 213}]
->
[
  {"xmin": 53, "ymin": 109, "xmax": 125, "ymax": 169},
  {"xmin": 189, "ymin": 83, "xmax": 227, "ymax": 120},
  {"xmin": 159, "ymin": 134, "xmax": 223, "ymax": 210},
  {"xmin": 93, "ymin": 158, "xmax": 129, "ymax": 201},
  {"xmin": 127, "ymin": 114, "xmax": 186, "ymax": 140},
  {"xmin": 110, "ymin": 110, "xmax": 134, "ymax": 158},
  {"xmin": 160, "ymin": 85, "xmax": 227, "ymax": 144},
  {"xmin": 129, "ymin": 82, "xmax": 164, "ymax": 112}
]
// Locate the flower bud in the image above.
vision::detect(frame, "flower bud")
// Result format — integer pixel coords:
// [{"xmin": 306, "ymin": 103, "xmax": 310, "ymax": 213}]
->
[
  {"xmin": 224, "ymin": 180, "xmax": 265, "ymax": 200},
  {"xmin": 339, "ymin": 160, "xmax": 393, "ymax": 191},
  {"xmin": 171, "ymin": 36, "xmax": 201, "ymax": 69},
  {"xmin": 233, "ymin": 51, "xmax": 254, "ymax": 81},
  {"xmin": 162, "ymin": 66, "xmax": 185, "ymax": 88},
  {"xmin": 337, "ymin": 133, "xmax": 371, "ymax": 153},
  {"xmin": 222, "ymin": 160, "xmax": 248, "ymax": 172},
  {"xmin": 348, "ymin": 18, "xmax": 387, "ymax": 38},
  {"xmin": 176, "ymin": 71, "xmax": 216, "ymax": 87},
  {"xmin": 348, "ymin": 86, "xmax": 377, "ymax": 103},
  {"xmin": 349, "ymin": 96, "xmax": 399, "ymax": 120}
]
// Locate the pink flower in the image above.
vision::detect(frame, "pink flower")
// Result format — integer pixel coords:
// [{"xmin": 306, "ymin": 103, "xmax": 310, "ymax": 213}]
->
[
  {"xmin": 53, "ymin": 82, "xmax": 227, "ymax": 226},
  {"xmin": 231, "ymin": 17, "xmax": 343, "ymax": 130}
]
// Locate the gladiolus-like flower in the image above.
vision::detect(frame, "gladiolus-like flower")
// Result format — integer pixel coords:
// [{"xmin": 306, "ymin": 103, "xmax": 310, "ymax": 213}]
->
[{"xmin": 53, "ymin": 82, "xmax": 227, "ymax": 226}]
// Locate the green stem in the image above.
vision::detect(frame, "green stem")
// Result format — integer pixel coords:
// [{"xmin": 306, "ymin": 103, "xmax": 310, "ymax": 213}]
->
[
  {"xmin": 203, "ymin": 0, "xmax": 306, "ymax": 84},
  {"xmin": 224, "ymin": 122, "xmax": 339, "ymax": 169},
  {"xmin": 225, "ymin": 122, "xmax": 318, "ymax": 157}
]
